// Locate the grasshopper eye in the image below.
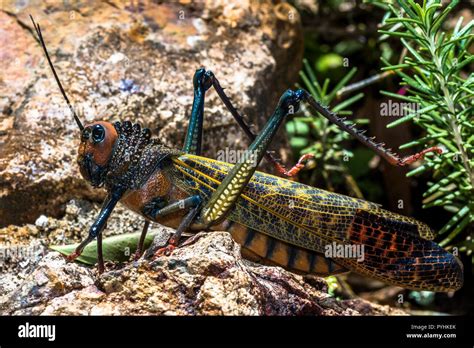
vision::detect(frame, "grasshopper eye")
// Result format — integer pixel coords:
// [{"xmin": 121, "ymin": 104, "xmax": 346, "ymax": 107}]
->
[{"xmin": 91, "ymin": 124, "xmax": 105, "ymax": 143}]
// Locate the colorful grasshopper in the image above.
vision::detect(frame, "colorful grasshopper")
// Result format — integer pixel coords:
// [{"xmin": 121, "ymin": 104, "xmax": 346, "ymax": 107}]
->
[{"xmin": 30, "ymin": 16, "xmax": 463, "ymax": 292}]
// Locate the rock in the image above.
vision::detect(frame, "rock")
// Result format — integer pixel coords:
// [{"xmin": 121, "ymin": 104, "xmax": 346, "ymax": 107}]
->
[
  {"xmin": 0, "ymin": 0, "xmax": 303, "ymax": 226},
  {"xmin": 34, "ymin": 215, "xmax": 49, "ymax": 229},
  {"xmin": 0, "ymin": 252, "xmax": 95, "ymax": 315},
  {"xmin": 0, "ymin": 231, "xmax": 407, "ymax": 316}
]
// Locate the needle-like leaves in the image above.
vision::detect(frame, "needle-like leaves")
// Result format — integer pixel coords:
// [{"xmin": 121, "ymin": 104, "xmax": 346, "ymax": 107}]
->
[{"xmin": 378, "ymin": 0, "xmax": 473, "ymax": 259}]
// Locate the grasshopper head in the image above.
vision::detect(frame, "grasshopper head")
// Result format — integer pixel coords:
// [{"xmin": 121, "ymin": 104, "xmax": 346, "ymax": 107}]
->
[{"xmin": 77, "ymin": 121, "xmax": 118, "ymax": 187}]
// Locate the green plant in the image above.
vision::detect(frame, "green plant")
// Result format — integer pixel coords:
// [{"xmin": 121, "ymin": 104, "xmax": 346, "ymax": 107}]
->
[
  {"xmin": 377, "ymin": 0, "xmax": 473, "ymax": 260},
  {"xmin": 51, "ymin": 230, "xmax": 160, "ymax": 264}
]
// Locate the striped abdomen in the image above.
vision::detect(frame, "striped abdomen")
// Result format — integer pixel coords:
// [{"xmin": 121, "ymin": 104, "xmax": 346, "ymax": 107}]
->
[{"xmin": 228, "ymin": 222, "xmax": 346, "ymax": 276}]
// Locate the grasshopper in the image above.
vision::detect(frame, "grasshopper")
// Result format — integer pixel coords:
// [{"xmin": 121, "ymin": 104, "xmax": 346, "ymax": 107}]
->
[{"xmin": 29, "ymin": 16, "xmax": 463, "ymax": 292}]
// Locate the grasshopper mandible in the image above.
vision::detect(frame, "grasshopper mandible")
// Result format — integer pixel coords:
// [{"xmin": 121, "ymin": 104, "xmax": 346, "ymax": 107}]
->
[{"xmin": 29, "ymin": 16, "xmax": 463, "ymax": 292}]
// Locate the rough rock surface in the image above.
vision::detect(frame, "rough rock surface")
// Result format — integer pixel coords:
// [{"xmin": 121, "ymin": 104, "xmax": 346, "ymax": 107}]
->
[
  {"xmin": 0, "ymin": 230, "xmax": 405, "ymax": 316},
  {"xmin": 0, "ymin": 0, "xmax": 303, "ymax": 226}
]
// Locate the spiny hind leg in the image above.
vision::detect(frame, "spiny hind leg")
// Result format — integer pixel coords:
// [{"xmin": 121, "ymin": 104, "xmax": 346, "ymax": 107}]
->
[{"xmin": 301, "ymin": 91, "xmax": 442, "ymax": 166}]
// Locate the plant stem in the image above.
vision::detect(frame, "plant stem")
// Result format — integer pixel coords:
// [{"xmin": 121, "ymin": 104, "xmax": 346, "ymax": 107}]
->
[{"xmin": 426, "ymin": 34, "xmax": 474, "ymax": 193}]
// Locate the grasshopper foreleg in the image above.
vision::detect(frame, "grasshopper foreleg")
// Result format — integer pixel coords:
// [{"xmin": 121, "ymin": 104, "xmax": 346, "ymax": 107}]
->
[{"xmin": 67, "ymin": 188, "xmax": 124, "ymax": 273}]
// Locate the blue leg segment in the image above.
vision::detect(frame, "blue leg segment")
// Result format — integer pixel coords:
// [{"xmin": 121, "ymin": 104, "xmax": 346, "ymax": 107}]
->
[
  {"xmin": 182, "ymin": 69, "xmax": 212, "ymax": 155},
  {"xmin": 67, "ymin": 187, "xmax": 126, "ymax": 270}
]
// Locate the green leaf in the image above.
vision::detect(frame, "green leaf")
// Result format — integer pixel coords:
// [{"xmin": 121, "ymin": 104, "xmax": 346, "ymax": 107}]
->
[
  {"xmin": 441, "ymin": 34, "xmax": 474, "ymax": 48},
  {"xmin": 399, "ymin": 132, "xmax": 448, "ymax": 149},
  {"xmin": 286, "ymin": 120, "xmax": 310, "ymax": 136},
  {"xmin": 424, "ymin": 2, "xmax": 442, "ymax": 25},
  {"xmin": 290, "ymin": 136, "xmax": 309, "ymax": 149},
  {"xmin": 299, "ymin": 71, "xmax": 319, "ymax": 99},
  {"xmin": 322, "ymin": 78, "xmax": 330, "ymax": 98},
  {"xmin": 380, "ymin": 90, "xmax": 419, "ymax": 102},
  {"xmin": 396, "ymin": 0, "xmax": 419, "ymax": 20},
  {"xmin": 385, "ymin": 17, "xmax": 422, "ymax": 25},
  {"xmin": 424, "ymin": 171, "xmax": 463, "ymax": 196},
  {"xmin": 398, "ymin": 71, "xmax": 436, "ymax": 96},
  {"xmin": 406, "ymin": 161, "xmax": 435, "ymax": 177},
  {"xmin": 333, "ymin": 93, "xmax": 364, "ymax": 112},
  {"xmin": 381, "ymin": 63, "xmax": 412, "ymax": 71},
  {"xmin": 387, "ymin": 104, "xmax": 438, "ymax": 128},
  {"xmin": 449, "ymin": 55, "xmax": 474, "ymax": 74},
  {"xmin": 303, "ymin": 58, "xmax": 322, "ymax": 96},
  {"xmin": 408, "ymin": 0, "xmax": 424, "ymax": 20},
  {"xmin": 453, "ymin": 16, "xmax": 464, "ymax": 35},
  {"xmin": 327, "ymin": 67, "xmax": 358, "ymax": 101},
  {"xmin": 431, "ymin": 0, "xmax": 460, "ymax": 35},
  {"xmin": 378, "ymin": 30, "xmax": 416, "ymax": 39},
  {"xmin": 401, "ymin": 38, "xmax": 427, "ymax": 63},
  {"xmin": 50, "ymin": 231, "xmax": 161, "ymax": 265},
  {"xmin": 440, "ymin": 212, "xmax": 472, "ymax": 246}
]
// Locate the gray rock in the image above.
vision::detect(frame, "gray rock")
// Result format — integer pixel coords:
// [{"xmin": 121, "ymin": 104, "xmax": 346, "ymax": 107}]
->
[{"xmin": 0, "ymin": 231, "xmax": 406, "ymax": 316}]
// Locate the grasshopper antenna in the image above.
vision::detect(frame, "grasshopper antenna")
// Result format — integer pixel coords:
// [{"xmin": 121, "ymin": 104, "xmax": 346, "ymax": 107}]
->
[{"xmin": 29, "ymin": 15, "xmax": 84, "ymax": 131}]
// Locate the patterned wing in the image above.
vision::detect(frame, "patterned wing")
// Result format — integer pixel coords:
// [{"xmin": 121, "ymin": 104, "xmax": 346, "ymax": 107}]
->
[
  {"xmin": 170, "ymin": 155, "xmax": 462, "ymax": 291},
  {"xmin": 172, "ymin": 155, "xmax": 434, "ymax": 244}
]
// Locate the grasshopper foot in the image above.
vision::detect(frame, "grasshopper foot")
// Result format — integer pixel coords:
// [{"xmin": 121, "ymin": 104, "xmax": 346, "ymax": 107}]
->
[
  {"xmin": 66, "ymin": 251, "xmax": 80, "ymax": 262},
  {"xmin": 397, "ymin": 146, "xmax": 443, "ymax": 166},
  {"xmin": 274, "ymin": 153, "xmax": 315, "ymax": 177},
  {"xmin": 133, "ymin": 249, "xmax": 144, "ymax": 261},
  {"xmin": 154, "ymin": 244, "xmax": 176, "ymax": 258}
]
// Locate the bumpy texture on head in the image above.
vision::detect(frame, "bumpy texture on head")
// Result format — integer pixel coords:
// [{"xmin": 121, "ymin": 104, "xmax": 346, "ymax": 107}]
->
[{"xmin": 103, "ymin": 121, "xmax": 181, "ymax": 190}]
